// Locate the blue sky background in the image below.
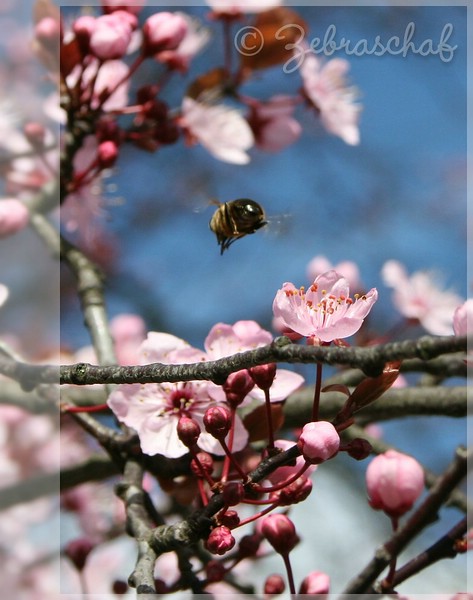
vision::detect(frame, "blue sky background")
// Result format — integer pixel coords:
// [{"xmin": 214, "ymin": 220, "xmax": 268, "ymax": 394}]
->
[{"xmin": 61, "ymin": 5, "xmax": 467, "ymax": 352}]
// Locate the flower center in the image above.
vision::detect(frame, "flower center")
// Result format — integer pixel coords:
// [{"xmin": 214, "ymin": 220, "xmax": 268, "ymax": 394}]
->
[{"xmin": 168, "ymin": 386, "xmax": 194, "ymax": 414}]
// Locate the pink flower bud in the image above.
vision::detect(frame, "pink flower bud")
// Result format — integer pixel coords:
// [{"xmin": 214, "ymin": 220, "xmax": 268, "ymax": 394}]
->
[
  {"xmin": 249, "ymin": 363, "xmax": 277, "ymax": 390},
  {"xmin": 297, "ymin": 421, "xmax": 340, "ymax": 464},
  {"xmin": 203, "ymin": 405, "xmax": 232, "ymax": 440},
  {"xmin": 0, "ymin": 199, "xmax": 29, "ymax": 238},
  {"xmin": 260, "ymin": 513, "xmax": 298, "ymax": 555},
  {"xmin": 299, "ymin": 570, "xmax": 330, "ymax": 596},
  {"xmin": 98, "ymin": 140, "xmax": 119, "ymax": 168},
  {"xmin": 177, "ymin": 416, "xmax": 201, "ymax": 448},
  {"xmin": 222, "ymin": 369, "xmax": 255, "ymax": 407},
  {"xmin": 142, "ymin": 12, "xmax": 188, "ymax": 57},
  {"xmin": 366, "ymin": 450, "xmax": 424, "ymax": 518},
  {"xmin": 264, "ymin": 574, "xmax": 286, "ymax": 597},
  {"xmin": 206, "ymin": 526, "xmax": 236, "ymax": 556},
  {"xmin": 65, "ymin": 538, "xmax": 94, "ymax": 571},
  {"xmin": 102, "ymin": 0, "xmax": 143, "ymax": 15},
  {"xmin": 89, "ymin": 12, "xmax": 133, "ymax": 60},
  {"xmin": 35, "ymin": 17, "xmax": 62, "ymax": 50},
  {"xmin": 23, "ymin": 122, "xmax": 46, "ymax": 148}
]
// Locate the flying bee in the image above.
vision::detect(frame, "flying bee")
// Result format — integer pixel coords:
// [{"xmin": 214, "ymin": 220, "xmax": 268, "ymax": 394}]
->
[{"xmin": 209, "ymin": 198, "xmax": 268, "ymax": 254}]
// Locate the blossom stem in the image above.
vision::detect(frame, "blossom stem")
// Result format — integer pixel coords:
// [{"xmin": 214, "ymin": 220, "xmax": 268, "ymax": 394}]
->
[
  {"xmin": 282, "ymin": 552, "xmax": 296, "ymax": 596},
  {"xmin": 383, "ymin": 516, "xmax": 399, "ymax": 588},
  {"xmin": 235, "ymin": 502, "xmax": 279, "ymax": 528},
  {"xmin": 61, "ymin": 403, "xmax": 109, "ymax": 413},
  {"xmin": 263, "ymin": 388, "xmax": 275, "ymax": 449},
  {"xmin": 197, "ymin": 478, "xmax": 209, "ymax": 506},
  {"xmin": 312, "ymin": 361, "xmax": 323, "ymax": 421},
  {"xmin": 252, "ymin": 461, "xmax": 310, "ymax": 494},
  {"xmin": 97, "ymin": 55, "xmax": 144, "ymax": 110},
  {"xmin": 220, "ymin": 409, "xmax": 247, "ymax": 483}
]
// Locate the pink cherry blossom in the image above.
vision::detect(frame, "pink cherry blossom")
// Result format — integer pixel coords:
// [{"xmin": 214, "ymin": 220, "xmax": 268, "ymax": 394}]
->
[
  {"xmin": 273, "ymin": 270, "xmax": 378, "ymax": 343},
  {"xmin": 65, "ymin": 59, "xmax": 130, "ymax": 113},
  {"xmin": 181, "ymin": 97, "xmax": 254, "ymax": 164},
  {"xmin": 110, "ymin": 313, "xmax": 146, "ymax": 365},
  {"xmin": 0, "ymin": 198, "xmax": 30, "ymax": 238},
  {"xmin": 204, "ymin": 320, "xmax": 304, "ymax": 404},
  {"xmin": 306, "ymin": 255, "xmax": 361, "ymax": 291},
  {"xmin": 381, "ymin": 260, "xmax": 463, "ymax": 336},
  {"xmin": 453, "ymin": 299, "xmax": 473, "ymax": 337},
  {"xmin": 297, "ymin": 421, "xmax": 340, "ymax": 464},
  {"xmin": 107, "ymin": 332, "xmax": 248, "ymax": 458},
  {"xmin": 248, "ymin": 95, "xmax": 301, "ymax": 152},
  {"xmin": 301, "ymin": 53, "xmax": 361, "ymax": 145},
  {"xmin": 366, "ymin": 449, "xmax": 424, "ymax": 518}
]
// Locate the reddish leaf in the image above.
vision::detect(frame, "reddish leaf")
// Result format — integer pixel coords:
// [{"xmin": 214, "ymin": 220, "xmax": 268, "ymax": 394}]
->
[
  {"xmin": 322, "ymin": 383, "xmax": 351, "ymax": 397},
  {"xmin": 187, "ymin": 67, "xmax": 229, "ymax": 100},
  {"xmin": 348, "ymin": 361, "xmax": 402, "ymax": 413},
  {"xmin": 240, "ymin": 8, "xmax": 308, "ymax": 71},
  {"xmin": 60, "ymin": 38, "xmax": 81, "ymax": 78}
]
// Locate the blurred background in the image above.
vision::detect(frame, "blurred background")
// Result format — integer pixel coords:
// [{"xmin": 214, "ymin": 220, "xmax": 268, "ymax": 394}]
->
[{"xmin": 0, "ymin": 2, "xmax": 469, "ymax": 595}]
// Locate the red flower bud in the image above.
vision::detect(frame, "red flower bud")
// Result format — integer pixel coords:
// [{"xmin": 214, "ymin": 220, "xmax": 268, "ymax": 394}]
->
[
  {"xmin": 218, "ymin": 509, "xmax": 240, "ymax": 529},
  {"xmin": 177, "ymin": 416, "xmax": 201, "ymax": 448},
  {"xmin": 274, "ymin": 475, "xmax": 312, "ymax": 506},
  {"xmin": 260, "ymin": 513, "xmax": 297, "ymax": 555},
  {"xmin": 203, "ymin": 406, "xmax": 232, "ymax": 440},
  {"xmin": 190, "ymin": 451, "xmax": 213, "ymax": 477},
  {"xmin": 205, "ymin": 559, "xmax": 226, "ymax": 583},
  {"xmin": 344, "ymin": 437, "xmax": 372, "ymax": 461},
  {"xmin": 222, "ymin": 369, "xmax": 255, "ymax": 408},
  {"xmin": 206, "ymin": 526, "xmax": 236, "ymax": 556},
  {"xmin": 249, "ymin": 363, "xmax": 277, "ymax": 390},
  {"xmin": 238, "ymin": 533, "xmax": 261, "ymax": 558},
  {"xmin": 222, "ymin": 481, "xmax": 245, "ymax": 506},
  {"xmin": 264, "ymin": 574, "xmax": 286, "ymax": 597},
  {"xmin": 112, "ymin": 579, "xmax": 129, "ymax": 594},
  {"xmin": 65, "ymin": 538, "xmax": 94, "ymax": 571}
]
